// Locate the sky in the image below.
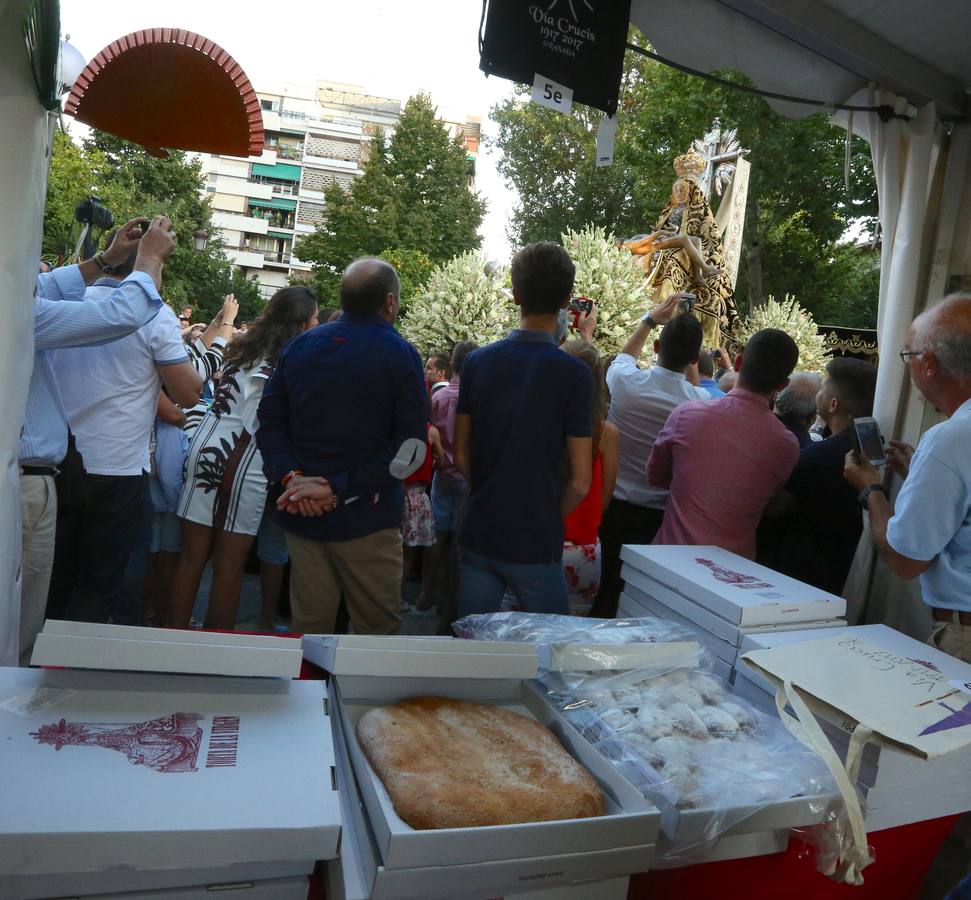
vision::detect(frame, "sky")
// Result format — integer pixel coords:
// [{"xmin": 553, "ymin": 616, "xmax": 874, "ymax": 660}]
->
[{"xmin": 60, "ymin": 0, "xmax": 520, "ymax": 261}]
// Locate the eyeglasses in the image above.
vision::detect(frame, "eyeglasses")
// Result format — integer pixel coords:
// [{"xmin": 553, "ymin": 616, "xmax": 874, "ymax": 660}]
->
[{"xmin": 898, "ymin": 348, "xmax": 924, "ymax": 363}]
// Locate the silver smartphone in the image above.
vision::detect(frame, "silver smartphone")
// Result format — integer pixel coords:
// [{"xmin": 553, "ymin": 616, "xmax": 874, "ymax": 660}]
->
[{"xmin": 851, "ymin": 416, "xmax": 886, "ymax": 466}]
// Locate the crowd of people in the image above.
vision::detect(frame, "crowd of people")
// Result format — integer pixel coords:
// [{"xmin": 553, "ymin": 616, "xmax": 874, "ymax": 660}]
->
[{"xmin": 14, "ymin": 218, "xmax": 971, "ymax": 670}]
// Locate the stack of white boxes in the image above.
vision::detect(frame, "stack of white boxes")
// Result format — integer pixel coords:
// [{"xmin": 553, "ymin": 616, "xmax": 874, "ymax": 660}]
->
[
  {"xmin": 303, "ymin": 635, "xmax": 661, "ymax": 900},
  {"xmin": 2, "ymin": 623, "xmax": 340, "ymax": 900},
  {"xmin": 735, "ymin": 624, "xmax": 971, "ymax": 831},
  {"xmin": 617, "ymin": 545, "xmax": 847, "ymax": 684}
]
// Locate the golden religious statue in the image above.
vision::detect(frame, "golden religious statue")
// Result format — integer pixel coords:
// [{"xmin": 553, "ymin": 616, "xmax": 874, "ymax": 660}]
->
[{"xmin": 625, "ymin": 148, "xmax": 739, "ymax": 348}]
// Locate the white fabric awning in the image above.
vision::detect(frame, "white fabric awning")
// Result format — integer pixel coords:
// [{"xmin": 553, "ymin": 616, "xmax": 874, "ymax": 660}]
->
[{"xmin": 629, "ymin": 0, "xmax": 970, "ymax": 119}]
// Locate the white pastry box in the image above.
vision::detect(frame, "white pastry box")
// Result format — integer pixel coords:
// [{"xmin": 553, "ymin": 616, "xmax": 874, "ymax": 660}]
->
[
  {"xmin": 30, "ymin": 620, "xmax": 303, "ymax": 679},
  {"xmin": 621, "ymin": 566, "xmax": 846, "ymax": 647},
  {"xmin": 304, "ymin": 634, "xmax": 659, "ymax": 899},
  {"xmin": 80, "ymin": 876, "xmax": 311, "ymax": 900},
  {"xmin": 619, "ymin": 586, "xmax": 738, "ymax": 666},
  {"xmin": 0, "ymin": 665, "xmax": 339, "ymax": 899},
  {"xmin": 620, "ymin": 545, "xmax": 846, "ymax": 627}
]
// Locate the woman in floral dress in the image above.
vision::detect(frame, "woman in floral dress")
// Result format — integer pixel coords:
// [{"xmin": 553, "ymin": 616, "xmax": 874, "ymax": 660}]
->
[{"xmin": 167, "ymin": 287, "xmax": 319, "ymax": 629}]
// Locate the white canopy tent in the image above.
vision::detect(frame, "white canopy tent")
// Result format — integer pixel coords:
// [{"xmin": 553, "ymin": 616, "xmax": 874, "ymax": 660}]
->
[{"xmin": 631, "ymin": 0, "xmax": 971, "ymax": 635}]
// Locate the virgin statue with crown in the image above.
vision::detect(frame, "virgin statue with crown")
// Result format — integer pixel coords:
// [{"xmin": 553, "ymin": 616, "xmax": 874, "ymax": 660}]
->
[{"xmin": 625, "ymin": 148, "xmax": 739, "ymax": 348}]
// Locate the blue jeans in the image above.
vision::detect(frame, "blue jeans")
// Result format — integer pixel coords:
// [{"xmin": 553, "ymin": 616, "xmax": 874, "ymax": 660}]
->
[{"xmin": 457, "ymin": 548, "xmax": 569, "ymax": 618}]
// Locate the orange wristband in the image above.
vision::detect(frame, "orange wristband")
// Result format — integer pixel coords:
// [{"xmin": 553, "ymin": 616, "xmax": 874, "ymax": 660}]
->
[{"xmin": 281, "ymin": 469, "xmax": 303, "ymax": 487}]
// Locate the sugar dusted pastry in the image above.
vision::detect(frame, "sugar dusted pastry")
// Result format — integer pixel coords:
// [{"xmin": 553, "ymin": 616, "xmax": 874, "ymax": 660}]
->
[
  {"xmin": 636, "ymin": 705, "xmax": 674, "ymax": 740},
  {"xmin": 667, "ymin": 702, "xmax": 708, "ymax": 739},
  {"xmin": 668, "ymin": 683, "xmax": 705, "ymax": 709},
  {"xmin": 650, "ymin": 735, "xmax": 695, "ymax": 759},
  {"xmin": 690, "ymin": 674, "xmax": 726, "ymax": 705},
  {"xmin": 356, "ymin": 697, "xmax": 604, "ymax": 829},
  {"xmin": 720, "ymin": 701, "xmax": 757, "ymax": 731},
  {"xmin": 696, "ymin": 706, "xmax": 740, "ymax": 738}
]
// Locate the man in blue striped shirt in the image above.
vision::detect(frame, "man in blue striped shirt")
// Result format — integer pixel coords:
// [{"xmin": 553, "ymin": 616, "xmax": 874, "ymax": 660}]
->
[{"xmin": 17, "ymin": 216, "xmax": 175, "ymax": 664}]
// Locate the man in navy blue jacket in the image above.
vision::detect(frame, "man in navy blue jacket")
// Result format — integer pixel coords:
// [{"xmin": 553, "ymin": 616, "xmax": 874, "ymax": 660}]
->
[{"xmin": 257, "ymin": 258, "xmax": 427, "ymax": 635}]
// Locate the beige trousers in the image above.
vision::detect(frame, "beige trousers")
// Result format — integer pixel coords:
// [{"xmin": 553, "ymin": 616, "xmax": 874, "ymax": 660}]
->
[
  {"xmin": 286, "ymin": 528, "xmax": 402, "ymax": 635},
  {"xmin": 19, "ymin": 474, "xmax": 57, "ymax": 666},
  {"xmin": 929, "ymin": 613, "xmax": 971, "ymax": 664}
]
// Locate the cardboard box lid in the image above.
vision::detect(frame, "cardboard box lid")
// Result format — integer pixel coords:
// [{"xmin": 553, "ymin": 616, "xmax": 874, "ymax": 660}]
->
[
  {"xmin": 31, "ymin": 621, "xmax": 303, "ymax": 679},
  {"xmin": 620, "ymin": 546, "xmax": 846, "ymax": 626},
  {"xmin": 0, "ymin": 667, "xmax": 340, "ymax": 875},
  {"xmin": 621, "ymin": 569, "xmax": 846, "ymax": 647},
  {"xmin": 302, "ymin": 635, "xmax": 538, "ymax": 680}
]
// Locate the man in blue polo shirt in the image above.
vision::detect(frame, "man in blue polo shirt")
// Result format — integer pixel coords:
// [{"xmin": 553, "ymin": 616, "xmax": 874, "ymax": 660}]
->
[
  {"xmin": 257, "ymin": 257, "xmax": 427, "ymax": 635},
  {"xmin": 845, "ymin": 295, "xmax": 971, "ymax": 661},
  {"xmin": 454, "ymin": 241, "xmax": 594, "ymax": 617}
]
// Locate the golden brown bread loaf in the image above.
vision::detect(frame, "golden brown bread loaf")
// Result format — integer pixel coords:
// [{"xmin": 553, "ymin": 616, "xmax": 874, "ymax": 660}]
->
[{"xmin": 356, "ymin": 696, "xmax": 605, "ymax": 830}]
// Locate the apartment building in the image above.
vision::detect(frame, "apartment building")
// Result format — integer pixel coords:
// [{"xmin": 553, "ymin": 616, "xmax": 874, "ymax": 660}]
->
[{"xmin": 195, "ymin": 80, "xmax": 482, "ymax": 300}]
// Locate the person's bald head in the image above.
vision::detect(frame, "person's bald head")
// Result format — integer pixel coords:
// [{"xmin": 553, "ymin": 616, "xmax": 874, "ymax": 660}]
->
[
  {"xmin": 340, "ymin": 257, "xmax": 401, "ymax": 321},
  {"xmin": 905, "ymin": 295, "xmax": 971, "ymax": 413},
  {"xmin": 913, "ymin": 295, "xmax": 971, "ymax": 375}
]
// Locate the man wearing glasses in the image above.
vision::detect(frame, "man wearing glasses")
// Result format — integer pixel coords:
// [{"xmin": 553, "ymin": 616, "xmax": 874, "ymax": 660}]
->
[{"xmin": 844, "ymin": 295, "xmax": 971, "ymax": 661}]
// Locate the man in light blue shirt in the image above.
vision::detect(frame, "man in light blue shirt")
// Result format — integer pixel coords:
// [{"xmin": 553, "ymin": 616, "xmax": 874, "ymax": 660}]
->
[
  {"xmin": 17, "ymin": 216, "xmax": 176, "ymax": 664},
  {"xmin": 845, "ymin": 294, "xmax": 971, "ymax": 661}
]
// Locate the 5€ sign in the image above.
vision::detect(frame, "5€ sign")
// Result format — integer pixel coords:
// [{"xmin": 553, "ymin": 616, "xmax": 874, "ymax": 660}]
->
[{"xmin": 532, "ymin": 73, "xmax": 573, "ymax": 115}]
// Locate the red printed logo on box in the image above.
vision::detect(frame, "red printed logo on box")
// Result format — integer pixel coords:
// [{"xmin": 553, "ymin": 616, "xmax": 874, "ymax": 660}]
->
[{"xmin": 30, "ymin": 712, "xmax": 206, "ymax": 773}]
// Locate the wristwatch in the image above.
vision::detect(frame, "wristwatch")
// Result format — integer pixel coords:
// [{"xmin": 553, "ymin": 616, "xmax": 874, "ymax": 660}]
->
[
  {"xmin": 641, "ymin": 313, "xmax": 658, "ymax": 329},
  {"xmin": 92, "ymin": 252, "xmax": 111, "ymax": 273},
  {"xmin": 858, "ymin": 484, "xmax": 887, "ymax": 510}
]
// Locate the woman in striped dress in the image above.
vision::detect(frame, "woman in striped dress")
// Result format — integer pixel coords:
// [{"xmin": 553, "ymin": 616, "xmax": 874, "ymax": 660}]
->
[{"xmin": 166, "ymin": 287, "xmax": 319, "ymax": 629}]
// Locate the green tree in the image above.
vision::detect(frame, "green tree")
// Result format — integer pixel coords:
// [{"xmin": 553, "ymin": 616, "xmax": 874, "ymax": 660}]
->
[
  {"xmin": 43, "ymin": 128, "xmax": 262, "ymax": 323},
  {"xmin": 491, "ymin": 34, "xmax": 879, "ymax": 326},
  {"xmin": 294, "ymin": 93, "xmax": 486, "ymax": 311}
]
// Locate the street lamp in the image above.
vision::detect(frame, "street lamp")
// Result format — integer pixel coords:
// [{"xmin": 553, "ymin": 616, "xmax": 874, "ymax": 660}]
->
[{"xmin": 193, "ymin": 228, "xmax": 208, "ymax": 251}]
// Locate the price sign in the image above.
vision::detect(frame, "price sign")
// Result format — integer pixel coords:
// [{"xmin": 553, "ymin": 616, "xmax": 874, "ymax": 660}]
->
[{"xmin": 531, "ymin": 73, "xmax": 573, "ymax": 115}]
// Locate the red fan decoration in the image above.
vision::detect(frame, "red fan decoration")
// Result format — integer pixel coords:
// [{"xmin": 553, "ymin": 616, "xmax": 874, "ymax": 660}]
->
[{"xmin": 64, "ymin": 29, "xmax": 263, "ymax": 158}]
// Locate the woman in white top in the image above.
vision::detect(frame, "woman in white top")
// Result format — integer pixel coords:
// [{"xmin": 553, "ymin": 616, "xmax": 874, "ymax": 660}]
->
[{"xmin": 167, "ymin": 287, "xmax": 319, "ymax": 629}]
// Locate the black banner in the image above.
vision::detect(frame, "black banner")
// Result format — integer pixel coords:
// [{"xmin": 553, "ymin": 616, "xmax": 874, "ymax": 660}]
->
[{"xmin": 479, "ymin": 0, "xmax": 633, "ymax": 115}]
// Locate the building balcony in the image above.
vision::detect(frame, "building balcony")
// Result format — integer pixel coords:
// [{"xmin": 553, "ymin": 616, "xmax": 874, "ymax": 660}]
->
[
  {"xmin": 228, "ymin": 248, "xmax": 265, "ymax": 269},
  {"xmin": 240, "ymin": 245, "xmax": 292, "ymax": 268},
  {"xmin": 212, "ymin": 211, "xmax": 269, "ymax": 235}
]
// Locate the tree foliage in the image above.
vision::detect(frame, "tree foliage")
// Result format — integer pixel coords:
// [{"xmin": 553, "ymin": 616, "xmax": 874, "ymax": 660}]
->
[
  {"xmin": 490, "ymin": 33, "xmax": 879, "ymax": 327},
  {"xmin": 562, "ymin": 225, "xmax": 652, "ymax": 356},
  {"xmin": 400, "ymin": 252, "xmax": 514, "ymax": 356},
  {"xmin": 294, "ymin": 93, "xmax": 486, "ymax": 311},
  {"xmin": 43, "ymin": 128, "xmax": 262, "ymax": 323},
  {"xmin": 735, "ymin": 295, "xmax": 832, "ymax": 375}
]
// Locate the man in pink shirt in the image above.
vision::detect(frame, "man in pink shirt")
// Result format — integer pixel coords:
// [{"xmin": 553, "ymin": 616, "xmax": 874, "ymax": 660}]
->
[{"xmin": 647, "ymin": 329, "xmax": 800, "ymax": 558}]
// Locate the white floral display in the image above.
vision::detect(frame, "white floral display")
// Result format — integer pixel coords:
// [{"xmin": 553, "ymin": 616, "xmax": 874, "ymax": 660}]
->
[
  {"xmin": 561, "ymin": 224, "xmax": 653, "ymax": 358},
  {"xmin": 734, "ymin": 294, "xmax": 832, "ymax": 375},
  {"xmin": 400, "ymin": 251, "xmax": 516, "ymax": 356}
]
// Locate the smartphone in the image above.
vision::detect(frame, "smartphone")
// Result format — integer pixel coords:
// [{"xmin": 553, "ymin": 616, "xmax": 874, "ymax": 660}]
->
[
  {"xmin": 678, "ymin": 293, "xmax": 696, "ymax": 314},
  {"xmin": 568, "ymin": 297, "xmax": 593, "ymax": 329},
  {"xmin": 851, "ymin": 416, "xmax": 886, "ymax": 465}
]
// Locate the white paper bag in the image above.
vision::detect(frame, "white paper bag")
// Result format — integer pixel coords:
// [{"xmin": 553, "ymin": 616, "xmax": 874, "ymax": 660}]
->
[{"xmin": 742, "ymin": 633, "xmax": 971, "ymax": 885}]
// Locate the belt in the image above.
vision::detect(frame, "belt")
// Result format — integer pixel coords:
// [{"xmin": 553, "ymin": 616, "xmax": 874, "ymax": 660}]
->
[
  {"xmin": 20, "ymin": 465, "xmax": 56, "ymax": 477},
  {"xmin": 932, "ymin": 608, "xmax": 971, "ymax": 627}
]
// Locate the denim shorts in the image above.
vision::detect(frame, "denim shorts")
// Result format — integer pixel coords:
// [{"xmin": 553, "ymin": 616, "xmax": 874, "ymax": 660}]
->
[
  {"xmin": 430, "ymin": 473, "xmax": 468, "ymax": 533},
  {"xmin": 149, "ymin": 511, "xmax": 181, "ymax": 554},
  {"xmin": 258, "ymin": 503, "xmax": 289, "ymax": 566}
]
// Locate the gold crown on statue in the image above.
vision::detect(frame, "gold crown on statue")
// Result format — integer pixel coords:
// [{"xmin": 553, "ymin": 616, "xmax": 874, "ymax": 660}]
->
[{"xmin": 673, "ymin": 149, "xmax": 707, "ymax": 179}]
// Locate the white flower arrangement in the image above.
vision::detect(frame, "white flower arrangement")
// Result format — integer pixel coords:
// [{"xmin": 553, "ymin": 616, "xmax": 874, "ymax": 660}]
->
[
  {"xmin": 735, "ymin": 294, "xmax": 832, "ymax": 375},
  {"xmin": 400, "ymin": 251, "xmax": 516, "ymax": 356},
  {"xmin": 561, "ymin": 225, "xmax": 653, "ymax": 357}
]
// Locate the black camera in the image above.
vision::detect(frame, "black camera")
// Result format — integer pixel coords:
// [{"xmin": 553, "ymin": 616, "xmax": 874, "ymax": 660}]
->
[{"xmin": 75, "ymin": 197, "xmax": 115, "ymax": 231}]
